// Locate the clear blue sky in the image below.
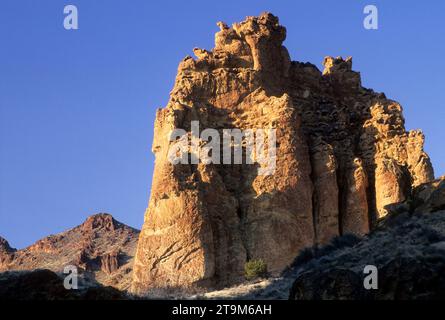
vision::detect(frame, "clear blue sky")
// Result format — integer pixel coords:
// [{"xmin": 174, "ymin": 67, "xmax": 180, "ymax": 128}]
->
[{"xmin": 1, "ymin": 0, "xmax": 444, "ymax": 249}]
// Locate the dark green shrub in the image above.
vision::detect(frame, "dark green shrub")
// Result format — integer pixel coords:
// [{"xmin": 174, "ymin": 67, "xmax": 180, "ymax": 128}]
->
[
  {"xmin": 284, "ymin": 234, "xmax": 362, "ymax": 276},
  {"xmin": 289, "ymin": 247, "xmax": 315, "ymax": 269},
  {"xmin": 330, "ymin": 233, "xmax": 361, "ymax": 249},
  {"xmin": 244, "ymin": 259, "xmax": 268, "ymax": 280}
]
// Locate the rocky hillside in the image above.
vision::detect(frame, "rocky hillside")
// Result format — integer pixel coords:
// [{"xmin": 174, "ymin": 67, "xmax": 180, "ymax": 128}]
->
[
  {"xmin": 132, "ymin": 12, "xmax": 434, "ymax": 295},
  {"xmin": 0, "ymin": 214, "xmax": 139, "ymax": 291},
  {"xmin": 190, "ymin": 177, "xmax": 445, "ymax": 299},
  {"xmin": 289, "ymin": 176, "xmax": 445, "ymax": 300}
]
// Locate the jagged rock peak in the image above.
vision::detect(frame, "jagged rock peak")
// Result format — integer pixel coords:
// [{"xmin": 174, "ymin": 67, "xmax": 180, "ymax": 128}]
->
[
  {"xmin": 81, "ymin": 213, "xmax": 118, "ymax": 232},
  {"xmin": 0, "ymin": 237, "xmax": 15, "ymax": 253},
  {"xmin": 322, "ymin": 56, "xmax": 353, "ymax": 74},
  {"xmin": 131, "ymin": 13, "xmax": 435, "ymax": 296},
  {"xmin": 0, "ymin": 214, "xmax": 140, "ymax": 291}
]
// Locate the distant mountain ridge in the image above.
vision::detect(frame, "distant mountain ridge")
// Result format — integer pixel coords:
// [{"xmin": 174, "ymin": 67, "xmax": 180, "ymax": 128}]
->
[{"xmin": 0, "ymin": 213, "xmax": 139, "ymax": 291}]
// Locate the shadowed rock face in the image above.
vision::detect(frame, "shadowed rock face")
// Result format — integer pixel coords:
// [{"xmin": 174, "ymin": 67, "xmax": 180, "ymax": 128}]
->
[
  {"xmin": 0, "ymin": 237, "xmax": 16, "ymax": 267},
  {"xmin": 131, "ymin": 13, "xmax": 434, "ymax": 295},
  {"xmin": 289, "ymin": 256, "xmax": 445, "ymax": 300},
  {"xmin": 0, "ymin": 270, "xmax": 125, "ymax": 300},
  {"xmin": 0, "ymin": 237, "xmax": 15, "ymax": 254},
  {"xmin": 0, "ymin": 214, "xmax": 139, "ymax": 291}
]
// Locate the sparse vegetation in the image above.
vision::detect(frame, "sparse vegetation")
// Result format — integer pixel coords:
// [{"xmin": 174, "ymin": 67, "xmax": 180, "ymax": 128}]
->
[
  {"xmin": 287, "ymin": 233, "xmax": 362, "ymax": 272},
  {"xmin": 289, "ymin": 247, "xmax": 315, "ymax": 269},
  {"xmin": 329, "ymin": 233, "xmax": 362, "ymax": 249},
  {"xmin": 244, "ymin": 259, "xmax": 268, "ymax": 280}
]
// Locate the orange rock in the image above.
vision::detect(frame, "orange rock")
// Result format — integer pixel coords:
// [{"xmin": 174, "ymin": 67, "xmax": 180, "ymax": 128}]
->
[{"xmin": 131, "ymin": 13, "xmax": 435, "ymax": 295}]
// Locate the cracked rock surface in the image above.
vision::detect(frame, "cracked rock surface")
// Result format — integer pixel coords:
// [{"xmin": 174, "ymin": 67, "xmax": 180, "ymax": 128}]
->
[{"xmin": 132, "ymin": 13, "xmax": 434, "ymax": 295}]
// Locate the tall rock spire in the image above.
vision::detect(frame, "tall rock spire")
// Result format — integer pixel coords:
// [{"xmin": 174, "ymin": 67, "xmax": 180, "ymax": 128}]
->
[{"xmin": 131, "ymin": 13, "xmax": 434, "ymax": 296}]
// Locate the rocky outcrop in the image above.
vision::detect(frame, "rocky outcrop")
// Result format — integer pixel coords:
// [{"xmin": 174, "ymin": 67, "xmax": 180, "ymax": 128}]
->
[
  {"xmin": 412, "ymin": 175, "xmax": 445, "ymax": 214},
  {"xmin": 0, "ymin": 237, "xmax": 16, "ymax": 268},
  {"xmin": 101, "ymin": 251, "xmax": 120, "ymax": 275},
  {"xmin": 0, "ymin": 237, "xmax": 15, "ymax": 253},
  {"xmin": 0, "ymin": 214, "xmax": 139, "ymax": 291},
  {"xmin": 132, "ymin": 13, "xmax": 434, "ymax": 295}
]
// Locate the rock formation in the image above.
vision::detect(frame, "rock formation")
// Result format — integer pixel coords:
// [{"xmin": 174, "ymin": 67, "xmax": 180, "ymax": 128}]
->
[
  {"xmin": 0, "ymin": 214, "xmax": 139, "ymax": 291},
  {"xmin": 190, "ymin": 177, "xmax": 445, "ymax": 300},
  {"xmin": 131, "ymin": 13, "xmax": 434, "ymax": 295},
  {"xmin": 0, "ymin": 237, "xmax": 16, "ymax": 267}
]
